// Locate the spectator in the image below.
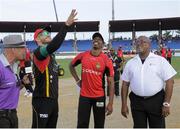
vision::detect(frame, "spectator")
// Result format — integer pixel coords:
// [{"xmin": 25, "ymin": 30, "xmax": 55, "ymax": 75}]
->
[
  {"xmin": 107, "ymin": 48, "xmax": 123, "ymax": 97},
  {"xmin": 167, "ymin": 48, "xmax": 172, "ymax": 64}
]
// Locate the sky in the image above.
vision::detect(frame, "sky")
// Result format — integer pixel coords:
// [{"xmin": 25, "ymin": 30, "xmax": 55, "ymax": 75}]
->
[{"xmin": 0, "ymin": 0, "xmax": 180, "ymax": 42}]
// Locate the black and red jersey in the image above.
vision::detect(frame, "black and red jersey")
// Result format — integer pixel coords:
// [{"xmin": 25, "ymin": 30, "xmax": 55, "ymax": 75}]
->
[
  {"xmin": 71, "ymin": 51, "xmax": 114, "ymax": 98},
  {"xmin": 32, "ymin": 24, "xmax": 68, "ymax": 99},
  {"xmin": 33, "ymin": 51, "xmax": 59, "ymax": 99}
]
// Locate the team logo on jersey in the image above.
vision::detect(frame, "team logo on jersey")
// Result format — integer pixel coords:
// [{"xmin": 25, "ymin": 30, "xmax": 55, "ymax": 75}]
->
[
  {"xmin": 39, "ymin": 114, "xmax": 48, "ymax": 118},
  {"xmin": 96, "ymin": 62, "xmax": 101, "ymax": 69}
]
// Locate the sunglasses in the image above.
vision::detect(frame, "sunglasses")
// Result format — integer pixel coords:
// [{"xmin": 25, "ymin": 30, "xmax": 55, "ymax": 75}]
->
[{"xmin": 38, "ymin": 31, "xmax": 50, "ymax": 38}]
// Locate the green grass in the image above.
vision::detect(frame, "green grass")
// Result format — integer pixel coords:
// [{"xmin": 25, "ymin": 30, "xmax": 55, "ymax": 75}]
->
[
  {"xmin": 172, "ymin": 56, "xmax": 180, "ymax": 79},
  {"xmin": 57, "ymin": 59, "xmax": 81, "ymax": 79},
  {"xmin": 57, "ymin": 56, "xmax": 180, "ymax": 79}
]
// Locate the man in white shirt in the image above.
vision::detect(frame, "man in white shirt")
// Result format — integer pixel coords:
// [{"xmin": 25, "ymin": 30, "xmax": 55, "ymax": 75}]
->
[{"xmin": 121, "ymin": 36, "xmax": 177, "ymax": 128}]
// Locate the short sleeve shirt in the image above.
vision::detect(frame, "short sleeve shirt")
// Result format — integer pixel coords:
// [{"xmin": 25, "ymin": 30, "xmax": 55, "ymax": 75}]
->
[
  {"xmin": 121, "ymin": 52, "xmax": 177, "ymax": 97},
  {"xmin": 71, "ymin": 51, "xmax": 114, "ymax": 98}
]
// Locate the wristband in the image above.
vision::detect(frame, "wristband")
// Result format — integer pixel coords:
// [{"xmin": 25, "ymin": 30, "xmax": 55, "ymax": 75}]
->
[{"xmin": 163, "ymin": 102, "xmax": 170, "ymax": 107}]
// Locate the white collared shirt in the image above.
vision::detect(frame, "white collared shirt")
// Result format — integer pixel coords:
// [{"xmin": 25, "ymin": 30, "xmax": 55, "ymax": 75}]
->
[
  {"xmin": 121, "ymin": 52, "xmax": 177, "ymax": 97},
  {"xmin": 0, "ymin": 54, "xmax": 18, "ymax": 74}
]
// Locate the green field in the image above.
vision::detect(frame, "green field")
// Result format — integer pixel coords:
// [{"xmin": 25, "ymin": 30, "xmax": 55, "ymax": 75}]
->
[
  {"xmin": 172, "ymin": 56, "xmax": 180, "ymax": 78},
  {"xmin": 57, "ymin": 56, "xmax": 180, "ymax": 79},
  {"xmin": 57, "ymin": 59, "xmax": 81, "ymax": 79}
]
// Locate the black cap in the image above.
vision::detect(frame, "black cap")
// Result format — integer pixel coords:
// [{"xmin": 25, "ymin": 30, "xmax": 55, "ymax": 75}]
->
[{"xmin": 92, "ymin": 32, "xmax": 104, "ymax": 43}]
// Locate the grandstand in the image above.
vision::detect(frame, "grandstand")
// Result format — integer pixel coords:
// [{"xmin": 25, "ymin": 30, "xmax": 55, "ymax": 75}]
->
[
  {"xmin": 26, "ymin": 39, "xmax": 93, "ymax": 52},
  {"xmin": 25, "ymin": 39, "xmax": 180, "ymax": 53},
  {"xmin": 57, "ymin": 40, "xmax": 74, "ymax": 52},
  {"xmin": 26, "ymin": 41, "xmax": 37, "ymax": 52},
  {"xmin": 1, "ymin": 18, "xmax": 180, "ymax": 56},
  {"xmin": 111, "ymin": 40, "xmax": 132, "ymax": 51},
  {"xmin": 77, "ymin": 40, "xmax": 92, "ymax": 52},
  {"xmin": 166, "ymin": 39, "xmax": 180, "ymax": 49}
]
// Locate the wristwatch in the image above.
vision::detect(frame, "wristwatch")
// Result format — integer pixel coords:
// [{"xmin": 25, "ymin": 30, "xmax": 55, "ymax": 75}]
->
[{"xmin": 163, "ymin": 102, "xmax": 170, "ymax": 107}]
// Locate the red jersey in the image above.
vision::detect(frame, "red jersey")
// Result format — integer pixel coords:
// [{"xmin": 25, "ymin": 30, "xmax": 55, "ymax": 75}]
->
[
  {"xmin": 167, "ymin": 50, "xmax": 172, "ymax": 58},
  {"xmin": 71, "ymin": 51, "xmax": 114, "ymax": 98},
  {"xmin": 161, "ymin": 48, "xmax": 166, "ymax": 58},
  {"xmin": 117, "ymin": 50, "xmax": 123, "ymax": 57}
]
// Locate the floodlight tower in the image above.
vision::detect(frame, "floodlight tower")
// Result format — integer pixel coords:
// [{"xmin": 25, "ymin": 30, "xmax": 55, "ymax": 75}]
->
[
  {"xmin": 112, "ymin": 0, "xmax": 115, "ymax": 40},
  {"xmin": 53, "ymin": 0, "xmax": 59, "ymax": 22}
]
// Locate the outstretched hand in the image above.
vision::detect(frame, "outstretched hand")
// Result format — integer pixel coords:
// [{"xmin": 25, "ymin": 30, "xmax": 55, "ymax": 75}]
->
[{"xmin": 65, "ymin": 9, "xmax": 78, "ymax": 26}]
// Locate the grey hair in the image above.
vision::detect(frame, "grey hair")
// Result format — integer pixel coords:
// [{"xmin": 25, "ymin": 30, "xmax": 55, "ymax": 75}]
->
[{"xmin": 137, "ymin": 36, "xmax": 151, "ymax": 44}]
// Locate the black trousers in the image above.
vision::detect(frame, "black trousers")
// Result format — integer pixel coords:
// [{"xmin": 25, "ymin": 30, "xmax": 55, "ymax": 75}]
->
[
  {"xmin": 77, "ymin": 96, "xmax": 106, "ymax": 128},
  {"xmin": 114, "ymin": 70, "xmax": 120, "ymax": 96},
  {"xmin": 129, "ymin": 90, "xmax": 165, "ymax": 128},
  {"xmin": 0, "ymin": 109, "xmax": 18, "ymax": 128},
  {"xmin": 32, "ymin": 98, "xmax": 58, "ymax": 128},
  {"xmin": 167, "ymin": 57, "xmax": 172, "ymax": 64},
  {"xmin": 107, "ymin": 70, "xmax": 120, "ymax": 96}
]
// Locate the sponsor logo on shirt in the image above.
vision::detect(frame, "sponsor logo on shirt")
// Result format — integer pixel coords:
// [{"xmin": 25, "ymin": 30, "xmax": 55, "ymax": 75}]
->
[
  {"xmin": 82, "ymin": 68, "xmax": 101, "ymax": 75},
  {"xmin": 96, "ymin": 62, "xmax": 101, "ymax": 69},
  {"xmin": 39, "ymin": 114, "xmax": 48, "ymax": 118}
]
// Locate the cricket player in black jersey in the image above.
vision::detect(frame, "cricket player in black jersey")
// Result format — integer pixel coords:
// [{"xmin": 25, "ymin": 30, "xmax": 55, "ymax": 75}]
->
[{"xmin": 32, "ymin": 10, "xmax": 77, "ymax": 128}]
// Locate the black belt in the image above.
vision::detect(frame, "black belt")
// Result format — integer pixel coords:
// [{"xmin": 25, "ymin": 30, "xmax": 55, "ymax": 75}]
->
[
  {"xmin": 0, "ymin": 109, "xmax": 16, "ymax": 113},
  {"xmin": 131, "ymin": 90, "xmax": 164, "ymax": 100}
]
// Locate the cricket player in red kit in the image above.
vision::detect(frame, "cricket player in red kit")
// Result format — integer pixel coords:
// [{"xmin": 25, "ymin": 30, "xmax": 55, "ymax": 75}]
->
[{"xmin": 69, "ymin": 32, "xmax": 114, "ymax": 128}]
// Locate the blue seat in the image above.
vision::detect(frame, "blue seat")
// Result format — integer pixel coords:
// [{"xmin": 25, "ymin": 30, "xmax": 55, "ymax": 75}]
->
[
  {"xmin": 77, "ymin": 40, "xmax": 92, "ymax": 51},
  {"xmin": 111, "ymin": 40, "xmax": 132, "ymax": 51}
]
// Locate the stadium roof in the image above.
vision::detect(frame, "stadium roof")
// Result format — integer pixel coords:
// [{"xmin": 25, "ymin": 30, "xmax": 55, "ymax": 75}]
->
[
  {"xmin": 109, "ymin": 17, "xmax": 180, "ymax": 32},
  {"xmin": 0, "ymin": 21, "xmax": 99, "ymax": 32}
]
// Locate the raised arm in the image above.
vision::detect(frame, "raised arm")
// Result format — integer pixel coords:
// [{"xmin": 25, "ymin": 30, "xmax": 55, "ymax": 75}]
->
[
  {"xmin": 47, "ymin": 9, "xmax": 78, "ymax": 54},
  {"xmin": 34, "ymin": 9, "xmax": 78, "ymax": 60}
]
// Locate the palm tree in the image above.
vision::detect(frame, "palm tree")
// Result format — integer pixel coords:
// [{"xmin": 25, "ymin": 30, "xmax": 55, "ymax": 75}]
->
[
  {"xmin": 176, "ymin": 30, "xmax": 180, "ymax": 35},
  {"xmin": 150, "ymin": 34, "xmax": 158, "ymax": 40},
  {"xmin": 163, "ymin": 30, "xmax": 172, "ymax": 40}
]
